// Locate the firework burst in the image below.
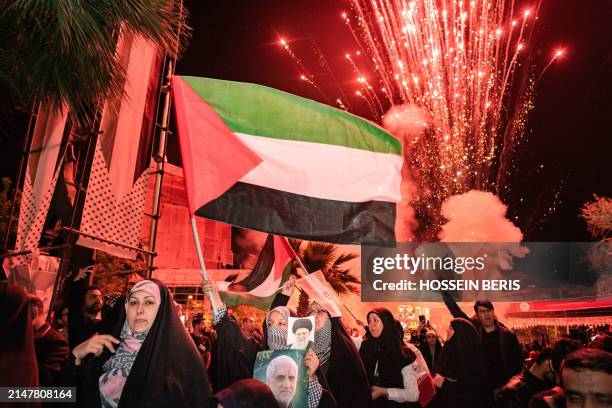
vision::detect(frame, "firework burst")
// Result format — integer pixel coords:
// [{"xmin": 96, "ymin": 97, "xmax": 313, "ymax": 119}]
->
[{"xmin": 279, "ymin": 0, "xmax": 562, "ymax": 238}]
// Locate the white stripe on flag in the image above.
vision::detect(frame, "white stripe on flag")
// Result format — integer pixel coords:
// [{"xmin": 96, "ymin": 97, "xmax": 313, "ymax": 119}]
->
[
  {"xmin": 236, "ymin": 133, "xmax": 402, "ymax": 203},
  {"xmin": 246, "ymin": 261, "xmax": 282, "ymax": 297}
]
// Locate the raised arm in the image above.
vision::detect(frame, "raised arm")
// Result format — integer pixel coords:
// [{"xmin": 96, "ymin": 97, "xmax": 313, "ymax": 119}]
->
[
  {"xmin": 441, "ymin": 290, "xmax": 469, "ymax": 320},
  {"xmin": 202, "ymin": 279, "xmax": 256, "ymax": 392}
]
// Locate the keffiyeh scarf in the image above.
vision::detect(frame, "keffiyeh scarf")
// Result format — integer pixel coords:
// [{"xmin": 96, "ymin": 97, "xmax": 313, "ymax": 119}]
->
[
  {"xmin": 267, "ymin": 326, "xmax": 289, "ymax": 351},
  {"xmin": 99, "ymin": 321, "xmax": 146, "ymax": 407},
  {"xmin": 313, "ymin": 319, "xmax": 332, "ymax": 366}
]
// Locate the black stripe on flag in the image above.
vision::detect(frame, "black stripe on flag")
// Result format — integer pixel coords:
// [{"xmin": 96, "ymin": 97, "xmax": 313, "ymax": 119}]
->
[
  {"xmin": 196, "ymin": 182, "xmax": 396, "ymax": 244},
  {"xmin": 229, "ymin": 235, "xmax": 275, "ymax": 291}
]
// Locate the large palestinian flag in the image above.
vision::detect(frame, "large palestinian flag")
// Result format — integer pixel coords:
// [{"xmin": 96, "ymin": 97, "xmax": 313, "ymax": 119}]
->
[{"xmin": 173, "ymin": 76, "xmax": 402, "ymax": 244}]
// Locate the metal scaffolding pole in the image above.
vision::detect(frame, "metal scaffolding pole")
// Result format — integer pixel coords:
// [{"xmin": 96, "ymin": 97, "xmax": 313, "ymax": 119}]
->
[
  {"xmin": 146, "ymin": 58, "xmax": 175, "ymax": 278},
  {"xmin": 2, "ymin": 101, "xmax": 37, "ymax": 250}
]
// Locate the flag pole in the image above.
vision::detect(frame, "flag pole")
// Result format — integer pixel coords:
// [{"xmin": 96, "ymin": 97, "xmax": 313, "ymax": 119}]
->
[
  {"xmin": 190, "ymin": 215, "xmax": 210, "ymax": 282},
  {"xmin": 281, "ymin": 236, "xmax": 309, "ymax": 276}
]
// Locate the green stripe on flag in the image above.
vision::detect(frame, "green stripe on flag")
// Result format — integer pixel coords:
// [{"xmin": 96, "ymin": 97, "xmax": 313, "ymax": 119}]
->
[
  {"xmin": 181, "ymin": 76, "xmax": 401, "ymax": 155},
  {"xmin": 221, "ymin": 291, "xmax": 277, "ymax": 311},
  {"xmin": 219, "ymin": 260, "xmax": 293, "ymax": 311}
]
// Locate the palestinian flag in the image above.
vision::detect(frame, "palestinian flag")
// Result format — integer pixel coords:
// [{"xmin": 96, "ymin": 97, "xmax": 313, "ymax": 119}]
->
[
  {"xmin": 173, "ymin": 76, "xmax": 402, "ymax": 244},
  {"xmin": 217, "ymin": 235, "xmax": 294, "ymax": 310}
]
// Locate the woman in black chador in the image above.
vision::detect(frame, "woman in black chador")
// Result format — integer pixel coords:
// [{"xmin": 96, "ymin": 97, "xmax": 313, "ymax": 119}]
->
[
  {"xmin": 359, "ymin": 308, "xmax": 420, "ymax": 407},
  {"xmin": 270, "ymin": 280, "xmax": 372, "ymax": 408},
  {"xmin": 65, "ymin": 279, "xmax": 211, "ymax": 407},
  {"xmin": 429, "ymin": 317, "xmax": 492, "ymax": 408}
]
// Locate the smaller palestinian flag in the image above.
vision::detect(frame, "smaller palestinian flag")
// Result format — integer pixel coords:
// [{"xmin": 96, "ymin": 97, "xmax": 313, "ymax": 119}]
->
[
  {"xmin": 298, "ymin": 271, "xmax": 342, "ymax": 317},
  {"xmin": 218, "ymin": 235, "xmax": 294, "ymax": 310},
  {"xmin": 172, "ymin": 76, "xmax": 402, "ymax": 244}
]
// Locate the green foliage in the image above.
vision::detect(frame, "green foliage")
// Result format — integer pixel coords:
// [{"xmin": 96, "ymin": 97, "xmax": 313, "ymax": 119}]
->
[
  {"xmin": 0, "ymin": 0, "xmax": 190, "ymax": 121},
  {"xmin": 0, "ymin": 177, "xmax": 20, "ymax": 247},
  {"xmin": 291, "ymin": 240, "xmax": 360, "ymax": 315},
  {"xmin": 93, "ymin": 249, "xmax": 148, "ymax": 295}
]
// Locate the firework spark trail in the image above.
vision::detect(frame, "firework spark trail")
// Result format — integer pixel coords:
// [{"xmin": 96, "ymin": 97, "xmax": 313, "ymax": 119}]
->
[
  {"xmin": 538, "ymin": 49, "xmax": 564, "ymax": 81},
  {"xmin": 347, "ymin": 0, "xmax": 542, "ymax": 233},
  {"xmin": 278, "ymin": 38, "xmax": 332, "ymax": 103},
  {"xmin": 346, "ymin": 53, "xmax": 385, "ymax": 116},
  {"xmin": 308, "ymin": 38, "xmax": 355, "ymax": 111}
]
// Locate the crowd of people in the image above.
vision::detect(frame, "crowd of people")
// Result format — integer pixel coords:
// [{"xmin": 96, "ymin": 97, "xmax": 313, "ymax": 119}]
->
[{"xmin": 1, "ymin": 273, "xmax": 611, "ymax": 408}]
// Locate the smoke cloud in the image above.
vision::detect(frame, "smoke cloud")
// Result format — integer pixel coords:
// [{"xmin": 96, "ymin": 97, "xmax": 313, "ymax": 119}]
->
[
  {"xmin": 438, "ymin": 190, "xmax": 523, "ymax": 242},
  {"xmin": 383, "ymin": 104, "xmax": 430, "ymax": 241}
]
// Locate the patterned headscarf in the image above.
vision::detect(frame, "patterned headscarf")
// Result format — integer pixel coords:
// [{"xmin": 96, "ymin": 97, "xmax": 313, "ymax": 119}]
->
[
  {"xmin": 99, "ymin": 280, "xmax": 161, "ymax": 407},
  {"xmin": 308, "ymin": 301, "xmax": 332, "ymax": 366},
  {"xmin": 265, "ymin": 306, "xmax": 290, "ymax": 350}
]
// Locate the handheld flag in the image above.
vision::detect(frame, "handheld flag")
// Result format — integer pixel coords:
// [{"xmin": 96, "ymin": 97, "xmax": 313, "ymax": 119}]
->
[
  {"xmin": 217, "ymin": 235, "xmax": 294, "ymax": 310},
  {"xmin": 298, "ymin": 270, "xmax": 343, "ymax": 318}
]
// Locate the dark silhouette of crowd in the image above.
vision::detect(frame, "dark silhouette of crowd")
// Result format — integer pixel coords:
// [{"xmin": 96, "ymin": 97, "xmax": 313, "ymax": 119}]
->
[{"xmin": 2, "ymin": 275, "xmax": 611, "ymax": 408}]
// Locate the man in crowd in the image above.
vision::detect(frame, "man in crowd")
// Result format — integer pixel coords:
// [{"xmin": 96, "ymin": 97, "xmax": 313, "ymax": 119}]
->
[
  {"xmin": 191, "ymin": 313, "xmax": 206, "ymax": 346},
  {"xmin": 266, "ymin": 355, "xmax": 299, "ymax": 408},
  {"xmin": 443, "ymin": 292, "xmax": 523, "ymax": 396},
  {"xmin": 241, "ymin": 316, "xmax": 263, "ymax": 350},
  {"xmin": 55, "ymin": 304, "xmax": 69, "ymax": 342},
  {"xmin": 241, "ymin": 316, "xmax": 256, "ymax": 340},
  {"xmin": 561, "ymin": 348, "xmax": 612, "ymax": 408},
  {"xmin": 528, "ymin": 338, "xmax": 582, "ymax": 408},
  {"xmin": 496, "ymin": 347, "xmax": 555, "ymax": 408},
  {"xmin": 67, "ymin": 267, "xmax": 103, "ymax": 349},
  {"xmin": 27, "ymin": 295, "xmax": 69, "ymax": 386},
  {"xmin": 191, "ymin": 313, "xmax": 212, "ymax": 368}
]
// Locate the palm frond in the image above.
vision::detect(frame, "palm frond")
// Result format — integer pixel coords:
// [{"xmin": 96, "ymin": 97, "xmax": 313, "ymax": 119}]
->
[
  {"xmin": 333, "ymin": 252, "xmax": 359, "ymax": 266},
  {"xmin": 0, "ymin": 0, "xmax": 190, "ymax": 123}
]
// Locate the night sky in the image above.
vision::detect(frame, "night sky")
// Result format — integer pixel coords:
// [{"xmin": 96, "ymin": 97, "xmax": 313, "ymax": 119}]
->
[
  {"xmin": 1, "ymin": 0, "xmax": 610, "ymax": 242},
  {"xmin": 176, "ymin": 0, "xmax": 611, "ymax": 241}
]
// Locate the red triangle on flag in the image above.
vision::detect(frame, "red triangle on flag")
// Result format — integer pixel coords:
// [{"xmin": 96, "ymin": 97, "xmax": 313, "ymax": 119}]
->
[
  {"xmin": 172, "ymin": 76, "xmax": 262, "ymax": 213},
  {"xmin": 273, "ymin": 235, "xmax": 294, "ymax": 281}
]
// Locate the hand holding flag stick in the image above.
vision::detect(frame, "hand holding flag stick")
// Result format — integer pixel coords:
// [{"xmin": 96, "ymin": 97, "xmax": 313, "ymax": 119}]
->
[
  {"xmin": 201, "ymin": 279, "xmax": 222, "ymax": 311},
  {"xmin": 191, "ymin": 215, "xmax": 224, "ymax": 310},
  {"xmin": 276, "ymin": 275, "xmax": 298, "ymax": 296}
]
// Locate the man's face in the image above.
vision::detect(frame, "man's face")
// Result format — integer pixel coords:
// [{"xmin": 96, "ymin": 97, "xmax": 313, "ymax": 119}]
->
[
  {"xmin": 294, "ymin": 328, "xmax": 310, "ymax": 348},
  {"xmin": 84, "ymin": 289, "xmax": 103, "ymax": 315},
  {"xmin": 476, "ymin": 306, "xmax": 495, "ymax": 327},
  {"xmin": 563, "ymin": 368, "xmax": 612, "ymax": 408},
  {"xmin": 194, "ymin": 321, "xmax": 205, "ymax": 334},
  {"xmin": 267, "ymin": 361, "xmax": 297, "ymax": 407},
  {"xmin": 242, "ymin": 318, "xmax": 255, "ymax": 333}
]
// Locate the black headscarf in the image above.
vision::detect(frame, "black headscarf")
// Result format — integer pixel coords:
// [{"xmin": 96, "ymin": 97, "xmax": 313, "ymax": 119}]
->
[
  {"xmin": 360, "ymin": 308, "xmax": 416, "ymax": 390},
  {"xmin": 434, "ymin": 318, "xmax": 487, "ymax": 385},
  {"xmin": 430, "ymin": 318, "xmax": 490, "ymax": 408},
  {"xmin": 211, "ymin": 379, "xmax": 277, "ymax": 408},
  {"xmin": 78, "ymin": 279, "xmax": 210, "ymax": 407}
]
